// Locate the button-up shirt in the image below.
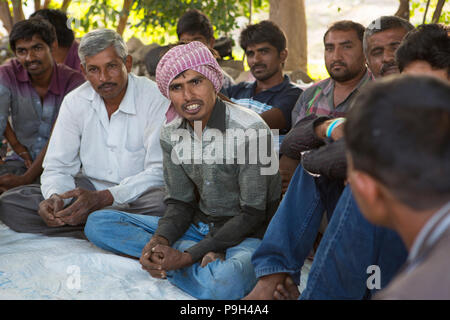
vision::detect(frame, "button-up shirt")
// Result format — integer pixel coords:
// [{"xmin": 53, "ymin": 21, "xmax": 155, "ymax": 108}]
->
[
  {"xmin": 156, "ymin": 98, "xmax": 281, "ymax": 262},
  {"xmin": 292, "ymin": 69, "xmax": 373, "ymax": 125},
  {"xmin": 41, "ymin": 73, "xmax": 170, "ymax": 205},
  {"xmin": 0, "ymin": 59, "xmax": 85, "ymax": 159},
  {"xmin": 63, "ymin": 41, "xmax": 82, "ymax": 73}
]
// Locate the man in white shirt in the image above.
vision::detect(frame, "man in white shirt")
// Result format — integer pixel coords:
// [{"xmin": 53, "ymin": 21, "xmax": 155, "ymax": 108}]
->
[{"xmin": 0, "ymin": 29, "xmax": 169, "ymax": 239}]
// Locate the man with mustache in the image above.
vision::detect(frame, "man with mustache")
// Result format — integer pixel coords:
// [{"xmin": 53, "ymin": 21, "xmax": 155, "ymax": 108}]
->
[
  {"xmin": 0, "ymin": 19, "xmax": 85, "ymax": 192},
  {"xmin": 245, "ymin": 16, "xmax": 414, "ymax": 300},
  {"xmin": 225, "ymin": 20, "xmax": 303, "ymax": 151},
  {"xmin": 279, "ymin": 20, "xmax": 370, "ymax": 194},
  {"xmin": 84, "ymin": 41, "xmax": 282, "ymax": 299},
  {"xmin": 0, "ymin": 29, "xmax": 169, "ymax": 239}
]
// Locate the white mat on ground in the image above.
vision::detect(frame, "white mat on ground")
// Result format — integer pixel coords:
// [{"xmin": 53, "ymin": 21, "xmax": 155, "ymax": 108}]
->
[{"xmin": 0, "ymin": 221, "xmax": 310, "ymax": 299}]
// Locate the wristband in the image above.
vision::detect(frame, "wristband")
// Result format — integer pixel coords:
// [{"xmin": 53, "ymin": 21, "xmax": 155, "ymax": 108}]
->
[{"xmin": 326, "ymin": 118, "xmax": 346, "ymax": 138}]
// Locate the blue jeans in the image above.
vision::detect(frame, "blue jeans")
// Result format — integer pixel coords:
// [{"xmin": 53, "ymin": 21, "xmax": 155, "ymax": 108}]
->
[
  {"xmin": 251, "ymin": 165, "xmax": 408, "ymax": 299},
  {"xmin": 252, "ymin": 165, "xmax": 330, "ymax": 283},
  {"xmin": 84, "ymin": 210, "xmax": 260, "ymax": 300},
  {"xmin": 301, "ymin": 185, "xmax": 408, "ymax": 299}
]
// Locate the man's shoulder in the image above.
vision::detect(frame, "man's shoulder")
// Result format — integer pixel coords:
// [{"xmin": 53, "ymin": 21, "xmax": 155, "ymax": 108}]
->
[
  {"xmin": 226, "ymin": 81, "xmax": 254, "ymax": 99},
  {"xmin": 224, "ymin": 100, "xmax": 269, "ymax": 130},
  {"xmin": 375, "ymin": 231, "xmax": 450, "ymax": 300},
  {"xmin": 0, "ymin": 59, "xmax": 22, "ymax": 84}
]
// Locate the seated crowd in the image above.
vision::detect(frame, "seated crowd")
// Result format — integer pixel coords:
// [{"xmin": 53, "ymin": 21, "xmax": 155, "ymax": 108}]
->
[{"xmin": 0, "ymin": 8, "xmax": 448, "ymax": 300}]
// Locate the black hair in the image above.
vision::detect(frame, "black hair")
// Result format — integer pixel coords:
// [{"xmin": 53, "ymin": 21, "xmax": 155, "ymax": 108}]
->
[
  {"xmin": 396, "ymin": 23, "xmax": 450, "ymax": 77},
  {"xmin": 239, "ymin": 20, "xmax": 286, "ymax": 53},
  {"xmin": 145, "ymin": 45, "xmax": 167, "ymax": 77},
  {"xmin": 323, "ymin": 20, "xmax": 365, "ymax": 43},
  {"xmin": 30, "ymin": 9, "xmax": 75, "ymax": 48},
  {"xmin": 9, "ymin": 18, "xmax": 56, "ymax": 52},
  {"xmin": 345, "ymin": 75, "xmax": 450, "ymax": 210},
  {"xmin": 176, "ymin": 9, "xmax": 214, "ymax": 41}
]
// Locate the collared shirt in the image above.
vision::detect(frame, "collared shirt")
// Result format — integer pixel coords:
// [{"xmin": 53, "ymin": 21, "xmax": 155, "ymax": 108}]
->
[
  {"xmin": 225, "ymin": 75, "xmax": 303, "ymax": 135},
  {"xmin": 156, "ymin": 98, "xmax": 281, "ymax": 262},
  {"xmin": 374, "ymin": 201, "xmax": 450, "ymax": 300},
  {"xmin": 63, "ymin": 41, "xmax": 82, "ymax": 73},
  {"xmin": 0, "ymin": 59, "xmax": 85, "ymax": 160},
  {"xmin": 292, "ymin": 69, "xmax": 373, "ymax": 125},
  {"xmin": 41, "ymin": 73, "xmax": 170, "ymax": 205}
]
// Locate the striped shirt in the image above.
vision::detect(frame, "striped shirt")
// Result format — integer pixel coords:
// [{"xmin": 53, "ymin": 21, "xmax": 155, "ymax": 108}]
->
[{"xmin": 292, "ymin": 69, "xmax": 373, "ymax": 125}]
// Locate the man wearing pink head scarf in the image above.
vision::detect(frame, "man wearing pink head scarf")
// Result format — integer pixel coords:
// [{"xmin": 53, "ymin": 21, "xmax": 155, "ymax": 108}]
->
[{"xmin": 85, "ymin": 41, "xmax": 282, "ymax": 300}]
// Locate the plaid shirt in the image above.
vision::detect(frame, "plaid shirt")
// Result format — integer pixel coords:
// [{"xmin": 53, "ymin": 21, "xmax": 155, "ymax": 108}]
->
[{"xmin": 292, "ymin": 69, "xmax": 373, "ymax": 125}]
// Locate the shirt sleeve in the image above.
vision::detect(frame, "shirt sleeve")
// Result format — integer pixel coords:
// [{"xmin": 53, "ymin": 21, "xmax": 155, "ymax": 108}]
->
[
  {"xmin": 40, "ymin": 94, "xmax": 81, "ymax": 200},
  {"xmin": 268, "ymin": 86, "xmax": 303, "ymax": 133}
]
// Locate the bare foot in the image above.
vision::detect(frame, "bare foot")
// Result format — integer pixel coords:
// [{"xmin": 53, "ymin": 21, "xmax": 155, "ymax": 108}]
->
[
  {"xmin": 273, "ymin": 275, "xmax": 300, "ymax": 300},
  {"xmin": 243, "ymin": 273, "xmax": 288, "ymax": 300},
  {"xmin": 200, "ymin": 251, "xmax": 225, "ymax": 267}
]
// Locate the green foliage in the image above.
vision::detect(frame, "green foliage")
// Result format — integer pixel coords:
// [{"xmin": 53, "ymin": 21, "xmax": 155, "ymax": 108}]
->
[
  {"xmin": 74, "ymin": 0, "xmax": 269, "ymax": 43},
  {"xmin": 410, "ymin": 0, "xmax": 449, "ymax": 25}
]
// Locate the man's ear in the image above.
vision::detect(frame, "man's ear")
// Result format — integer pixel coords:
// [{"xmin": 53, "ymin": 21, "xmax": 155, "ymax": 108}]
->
[
  {"xmin": 350, "ymin": 169, "xmax": 391, "ymax": 225},
  {"xmin": 279, "ymin": 48, "xmax": 288, "ymax": 63},
  {"xmin": 50, "ymin": 40, "xmax": 58, "ymax": 52},
  {"xmin": 80, "ymin": 64, "xmax": 87, "ymax": 77},
  {"xmin": 125, "ymin": 55, "xmax": 133, "ymax": 72}
]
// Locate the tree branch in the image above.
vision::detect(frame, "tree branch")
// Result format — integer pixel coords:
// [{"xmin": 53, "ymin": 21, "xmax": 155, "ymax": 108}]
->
[
  {"xmin": 116, "ymin": 0, "xmax": 133, "ymax": 36},
  {"xmin": 0, "ymin": 0, "xmax": 13, "ymax": 32},
  {"xmin": 394, "ymin": 0, "xmax": 410, "ymax": 21},
  {"xmin": 431, "ymin": 0, "xmax": 445, "ymax": 23}
]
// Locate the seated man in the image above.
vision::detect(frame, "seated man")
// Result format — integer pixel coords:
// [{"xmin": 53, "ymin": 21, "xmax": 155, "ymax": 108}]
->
[
  {"xmin": 84, "ymin": 41, "xmax": 281, "ymax": 300},
  {"xmin": 245, "ymin": 16, "xmax": 415, "ymax": 300},
  {"xmin": 176, "ymin": 8, "xmax": 234, "ymax": 92},
  {"xmin": 279, "ymin": 20, "xmax": 370, "ymax": 192},
  {"xmin": 345, "ymin": 75, "xmax": 450, "ymax": 299},
  {"xmin": 0, "ymin": 29, "xmax": 169, "ymax": 239},
  {"xmin": 225, "ymin": 20, "xmax": 303, "ymax": 151},
  {"xmin": 30, "ymin": 9, "xmax": 82, "ymax": 73},
  {"xmin": 0, "ymin": 19, "xmax": 85, "ymax": 192}
]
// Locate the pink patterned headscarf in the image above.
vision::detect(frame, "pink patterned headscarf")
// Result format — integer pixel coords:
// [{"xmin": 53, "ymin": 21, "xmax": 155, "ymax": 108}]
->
[{"xmin": 155, "ymin": 41, "xmax": 223, "ymax": 99}]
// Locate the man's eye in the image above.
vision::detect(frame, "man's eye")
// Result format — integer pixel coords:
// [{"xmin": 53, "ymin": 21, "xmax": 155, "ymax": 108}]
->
[
  {"xmin": 192, "ymin": 79, "xmax": 201, "ymax": 85},
  {"xmin": 170, "ymin": 85, "xmax": 181, "ymax": 91}
]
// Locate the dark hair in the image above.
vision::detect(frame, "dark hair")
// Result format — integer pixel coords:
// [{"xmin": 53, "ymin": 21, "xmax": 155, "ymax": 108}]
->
[
  {"xmin": 9, "ymin": 18, "xmax": 57, "ymax": 52},
  {"xmin": 345, "ymin": 75, "xmax": 450, "ymax": 210},
  {"xmin": 30, "ymin": 9, "xmax": 74, "ymax": 48},
  {"xmin": 239, "ymin": 20, "xmax": 286, "ymax": 53},
  {"xmin": 323, "ymin": 20, "xmax": 365, "ymax": 43},
  {"xmin": 145, "ymin": 45, "xmax": 167, "ymax": 77},
  {"xmin": 396, "ymin": 24, "xmax": 450, "ymax": 77},
  {"xmin": 363, "ymin": 16, "xmax": 414, "ymax": 56},
  {"xmin": 176, "ymin": 9, "xmax": 214, "ymax": 41}
]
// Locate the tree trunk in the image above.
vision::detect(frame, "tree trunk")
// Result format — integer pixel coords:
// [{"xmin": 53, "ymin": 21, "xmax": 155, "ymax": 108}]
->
[
  {"xmin": 395, "ymin": 0, "xmax": 410, "ymax": 21},
  {"xmin": 269, "ymin": 0, "xmax": 307, "ymax": 73},
  {"xmin": 60, "ymin": 0, "xmax": 72, "ymax": 12},
  {"xmin": 34, "ymin": 0, "xmax": 41, "ymax": 11},
  {"xmin": 43, "ymin": 0, "xmax": 51, "ymax": 9},
  {"xmin": 12, "ymin": 0, "xmax": 25, "ymax": 23},
  {"xmin": 0, "ymin": 1, "xmax": 13, "ymax": 32},
  {"xmin": 431, "ymin": 0, "xmax": 446, "ymax": 23},
  {"xmin": 116, "ymin": 0, "xmax": 133, "ymax": 36}
]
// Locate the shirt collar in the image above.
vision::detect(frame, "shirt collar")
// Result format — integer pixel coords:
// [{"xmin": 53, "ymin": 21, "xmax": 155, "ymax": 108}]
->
[
  {"xmin": 251, "ymin": 74, "xmax": 291, "ymax": 94},
  {"xmin": 87, "ymin": 73, "xmax": 136, "ymax": 115},
  {"xmin": 322, "ymin": 68, "xmax": 372, "ymax": 97},
  {"xmin": 204, "ymin": 98, "xmax": 226, "ymax": 132}
]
